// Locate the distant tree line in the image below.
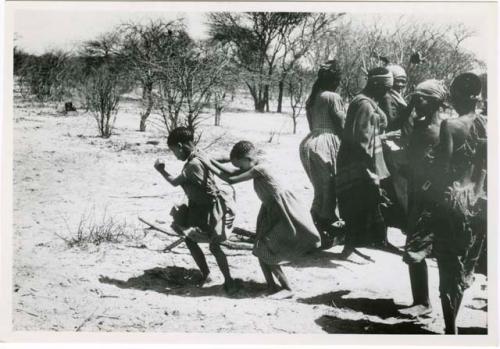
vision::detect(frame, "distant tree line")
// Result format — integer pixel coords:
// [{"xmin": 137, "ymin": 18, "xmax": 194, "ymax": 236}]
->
[{"xmin": 14, "ymin": 14, "xmax": 483, "ymax": 137}]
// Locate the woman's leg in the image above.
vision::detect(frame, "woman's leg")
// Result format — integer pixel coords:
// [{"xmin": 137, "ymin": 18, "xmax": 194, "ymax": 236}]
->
[
  {"xmin": 269, "ymin": 265, "xmax": 292, "ymax": 291},
  {"xmin": 184, "ymin": 238, "xmax": 210, "ymax": 281},
  {"xmin": 438, "ymin": 257, "xmax": 464, "ymax": 334},
  {"xmin": 400, "ymin": 261, "xmax": 432, "ymax": 316},
  {"xmin": 259, "ymin": 258, "xmax": 279, "ymax": 292}
]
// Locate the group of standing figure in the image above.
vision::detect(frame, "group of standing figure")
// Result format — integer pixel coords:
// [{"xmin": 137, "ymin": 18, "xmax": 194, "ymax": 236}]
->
[
  {"xmin": 153, "ymin": 61, "xmax": 487, "ymax": 335},
  {"xmin": 299, "ymin": 61, "xmax": 487, "ymax": 334}
]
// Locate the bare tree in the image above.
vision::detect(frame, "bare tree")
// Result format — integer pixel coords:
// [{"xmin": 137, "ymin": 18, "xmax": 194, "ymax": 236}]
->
[
  {"xmin": 16, "ymin": 49, "xmax": 70, "ymax": 102},
  {"xmin": 276, "ymin": 13, "xmax": 344, "ymax": 112},
  {"xmin": 309, "ymin": 16, "xmax": 482, "ymax": 99},
  {"xmin": 287, "ymin": 66, "xmax": 313, "ymax": 134},
  {"xmin": 155, "ymin": 41, "xmax": 233, "ymax": 131},
  {"xmin": 208, "ymin": 12, "xmax": 311, "ymax": 113},
  {"xmin": 119, "ymin": 20, "xmax": 191, "ymax": 131},
  {"xmin": 85, "ymin": 64, "xmax": 121, "ymax": 138}
]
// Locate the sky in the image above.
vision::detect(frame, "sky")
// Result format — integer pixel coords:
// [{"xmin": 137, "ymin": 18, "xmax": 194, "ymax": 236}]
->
[{"xmin": 13, "ymin": 10, "xmax": 490, "ymax": 62}]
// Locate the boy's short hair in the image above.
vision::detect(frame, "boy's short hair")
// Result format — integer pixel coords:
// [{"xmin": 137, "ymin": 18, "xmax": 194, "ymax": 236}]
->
[
  {"xmin": 230, "ymin": 140, "xmax": 255, "ymax": 160},
  {"xmin": 167, "ymin": 127, "xmax": 194, "ymax": 146}
]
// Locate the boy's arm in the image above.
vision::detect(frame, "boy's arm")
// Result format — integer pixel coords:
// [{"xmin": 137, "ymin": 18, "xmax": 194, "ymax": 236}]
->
[
  {"xmin": 154, "ymin": 159, "xmax": 183, "ymax": 187},
  {"xmin": 200, "ymin": 158, "xmax": 256, "ymax": 184}
]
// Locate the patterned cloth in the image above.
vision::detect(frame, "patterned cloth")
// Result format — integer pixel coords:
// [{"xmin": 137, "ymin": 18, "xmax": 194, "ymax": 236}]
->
[
  {"xmin": 402, "ymin": 114, "xmax": 443, "ymax": 263},
  {"xmin": 434, "ymin": 114, "xmax": 487, "ymax": 296},
  {"xmin": 175, "ymin": 151, "xmax": 236, "ymax": 243},
  {"xmin": 300, "ymin": 91, "xmax": 344, "ymax": 220},
  {"xmin": 336, "ymin": 93, "xmax": 389, "ymax": 247},
  {"xmin": 252, "ymin": 162, "xmax": 321, "ymax": 265}
]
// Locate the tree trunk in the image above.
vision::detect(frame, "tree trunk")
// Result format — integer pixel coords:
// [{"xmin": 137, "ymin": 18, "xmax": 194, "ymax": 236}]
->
[
  {"xmin": 293, "ymin": 115, "xmax": 297, "ymax": 134},
  {"xmin": 277, "ymin": 80, "xmax": 284, "ymax": 113},
  {"xmin": 255, "ymin": 99, "xmax": 266, "ymax": 113},
  {"xmin": 214, "ymin": 107, "xmax": 222, "ymax": 126},
  {"xmin": 139, "ymin": 82, "xmax": 154, "ymax": 132},
  {"xmin": 264, "ymin": 85, "xmax": 270, "ymax": 112}
]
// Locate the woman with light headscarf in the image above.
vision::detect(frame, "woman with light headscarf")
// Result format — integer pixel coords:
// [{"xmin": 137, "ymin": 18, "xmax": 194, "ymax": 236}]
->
[
  {"xmin": 336, "ymin": 67, "xmax": 393, "ymax": 258},
  {"xmin": 398, "ymin": 79, "xmax": 448, "ymax": 318},
  {"xmin": 300, "ymin": 60, "xmax": 345, "ymax": 249},
  {"xmin": 378, "ymin": 64, "xmax": 410, "ymax": 230},
  {"xmin": 380, "ymin": 64, "xmax": 408, "ymax": 132},
  {"xmin": 432, "ymin": 73, "xmax": 487, "ymax": 334}
]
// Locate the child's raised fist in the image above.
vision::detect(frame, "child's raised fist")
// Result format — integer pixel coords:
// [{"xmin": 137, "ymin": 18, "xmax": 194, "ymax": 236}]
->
[{"xmin": 154, "ymin": 159, "xmax": 165, "ymax": 172}]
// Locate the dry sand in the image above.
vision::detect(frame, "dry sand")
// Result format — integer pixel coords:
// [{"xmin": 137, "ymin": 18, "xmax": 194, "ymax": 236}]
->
[{"xmin": 12, "ymin": 97, "xmax": 488, "ymax": 334}]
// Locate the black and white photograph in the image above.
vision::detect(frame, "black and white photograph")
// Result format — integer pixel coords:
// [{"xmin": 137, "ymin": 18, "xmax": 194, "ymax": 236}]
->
[{"xmin": 1, "ymin": 0, "xmax": 497, "ymax": 344}]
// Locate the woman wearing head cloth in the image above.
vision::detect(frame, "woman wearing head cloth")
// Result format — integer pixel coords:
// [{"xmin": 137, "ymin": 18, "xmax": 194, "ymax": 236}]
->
[
  {"xmin": 398, "ymin": 79, "xmax": 447, "ymax": 317},
  {"xmin": 432, "ymin": 72, "xmax": 487, "ymax": 334},
  {"xmin": 336, "ymin": 67, "xmax": 393, "ymax": 258},
  {"xmin": 378, "ymin": 64, "xmax": 410, "ymax": 231},
  {"xmin": 380, "ymin": 64, "xmax": 408, "ymax": 131},
  {"xmin": 299, "ymin": 60, "xmax": 346, "ymax": 249}
]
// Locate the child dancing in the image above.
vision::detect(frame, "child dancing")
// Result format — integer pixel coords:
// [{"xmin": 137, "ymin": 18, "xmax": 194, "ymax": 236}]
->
[
  {"xmin": 199, "ymin": 141, "xmax": 321, "ymax": 298},
  {"xmin": 154, "ymin": 127, "xmax": 238, "ymax": 294}
]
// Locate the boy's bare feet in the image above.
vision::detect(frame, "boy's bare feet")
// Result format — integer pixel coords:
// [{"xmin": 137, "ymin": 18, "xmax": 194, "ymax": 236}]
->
[
  {"xmin": 197, "ymin": 273, "xmax": 212, "ymax": 287},
  {"xmin": 223, "ymin": 280, "xmax": 241, "ymax": 295},
  {"xmin": 398, "ymin": 304, "xmax": 432, "ymax": 318}
]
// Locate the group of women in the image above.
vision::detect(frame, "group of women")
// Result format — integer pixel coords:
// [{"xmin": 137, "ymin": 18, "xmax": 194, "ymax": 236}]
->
[{"xmin": 299, "ymin": 61, "xmax": 487, "ymax": 334}]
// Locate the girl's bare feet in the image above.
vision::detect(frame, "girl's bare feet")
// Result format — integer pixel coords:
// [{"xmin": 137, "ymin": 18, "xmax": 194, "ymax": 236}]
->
[
  {"xmin": 266, "ymin": 284, "xmax": 281, "ymax": 295},
  {"xmin": 268, "ymin": 289, "xmax": 294, "ymax": 300}
]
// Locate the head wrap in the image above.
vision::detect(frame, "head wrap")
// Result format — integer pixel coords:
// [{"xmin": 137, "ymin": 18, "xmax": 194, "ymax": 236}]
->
[
  {"xmin": 450, "ymin": 72, "xmax": 482, "ymax": 101},
  {"xmin": 318, "ymin": 59, "xmax": 342, "ymax": 80},
  {"xmin": 386, "ymin": 64, "xmax": 407, "ymax": 80},
  {"xmin": 414, "ymin": 79, "xmax": 447, "ymax": 101},
  {"xmin": 367, "ymin": 68, "xmax": 394, "ymax": 88}
]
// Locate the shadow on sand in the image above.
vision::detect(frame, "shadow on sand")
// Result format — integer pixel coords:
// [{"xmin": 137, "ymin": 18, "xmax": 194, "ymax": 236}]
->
[
  {"xmin": 99, "ymin": 266, "xmax": 268, "ymax": 299},
  {"xmin": 315, "ymin": 315, "xmax": 437, "ymax": 334},
  {"xmin": 299, "ymin": 290, "xmax": 438, "ymax": 334}
]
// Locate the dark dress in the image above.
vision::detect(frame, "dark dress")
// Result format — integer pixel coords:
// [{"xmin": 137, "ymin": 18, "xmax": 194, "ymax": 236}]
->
[
  {"xmin": 173, "ymin": 151, "xmax": 236, "ymax": 243},
  {"xmin": 336, "ymin": 93, "xmax": 390, "ymax": 247},
  {"xmin": 403, "ymin": 115, "xmax": 443, "ymax": 264}
]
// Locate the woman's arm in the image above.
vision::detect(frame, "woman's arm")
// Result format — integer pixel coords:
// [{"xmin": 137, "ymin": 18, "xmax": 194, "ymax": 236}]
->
[
  {"xmin": 200, "ymin": 158, "xmax": 256, "ymax": 184},
  {"xmin": 154, "ymin": 159, "xmax": 183, "ymax": 187}
]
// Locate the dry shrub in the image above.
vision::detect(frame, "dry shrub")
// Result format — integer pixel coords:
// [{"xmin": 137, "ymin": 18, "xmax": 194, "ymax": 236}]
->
[{"xmin": 56, "ymin": 208, "xmax": 133, "ymax": 248}]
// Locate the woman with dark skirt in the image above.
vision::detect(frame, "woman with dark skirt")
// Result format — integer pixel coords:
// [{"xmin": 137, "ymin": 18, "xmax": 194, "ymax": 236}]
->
[
  {"xmin": 398, "ymin": 79, "xmax": 447, "ymax": 317},
  {"xmin": 336, "ymin": 67, "xmax": 393, "ymax": 258}
]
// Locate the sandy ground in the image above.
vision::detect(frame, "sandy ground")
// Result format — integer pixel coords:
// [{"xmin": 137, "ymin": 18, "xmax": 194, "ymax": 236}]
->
[{"xmin": 12, "ymin": 96, "xmax": 488, "ymax": 334}]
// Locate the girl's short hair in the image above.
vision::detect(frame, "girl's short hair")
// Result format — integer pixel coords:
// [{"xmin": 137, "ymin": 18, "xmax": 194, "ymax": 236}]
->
[
  {"xmin": 230, "ymin": 141, "xmax": 255, "ymax": 160},
  {"xmin": 167, "ymin": 127, "xmax": 194, "ymax": 146}
]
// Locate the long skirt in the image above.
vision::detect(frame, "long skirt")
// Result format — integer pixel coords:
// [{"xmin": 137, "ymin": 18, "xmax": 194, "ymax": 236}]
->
[
  {"xmin": 253, "ymin": 191, "xmax": 321, "ymax": 265},
  {"xmin": 299, "ymin": 130, "xmax": 340, "ymax": 221},
  {"xmin": 337, "ymin": 179, "xmax": 387, "ymax": 248}
]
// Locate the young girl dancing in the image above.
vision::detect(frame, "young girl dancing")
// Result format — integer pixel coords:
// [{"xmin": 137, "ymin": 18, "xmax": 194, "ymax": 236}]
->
[{"xmin": 199, "ymin": 141, "xmax": 321, "ymax": 299}]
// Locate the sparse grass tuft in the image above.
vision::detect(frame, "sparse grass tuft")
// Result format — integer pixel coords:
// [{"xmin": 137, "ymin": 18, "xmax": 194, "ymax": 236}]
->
[{"xmin": 56, "ymin": 208, "xmax": 135, "ymax": 248}]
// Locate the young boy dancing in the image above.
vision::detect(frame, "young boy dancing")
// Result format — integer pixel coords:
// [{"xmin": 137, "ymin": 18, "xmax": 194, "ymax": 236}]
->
[{"xmin": 154, "ymin": 127, "xmax": 238, "ymax": 294}]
